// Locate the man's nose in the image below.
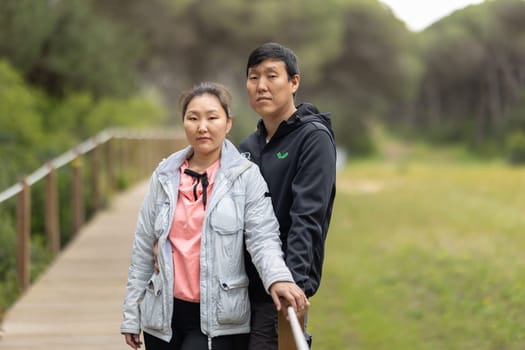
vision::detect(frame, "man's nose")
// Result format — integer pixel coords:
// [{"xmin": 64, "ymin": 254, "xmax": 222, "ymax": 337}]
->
[{"xmin": 256, "ymin": 77, "xmax": 268, "ymax": 91}]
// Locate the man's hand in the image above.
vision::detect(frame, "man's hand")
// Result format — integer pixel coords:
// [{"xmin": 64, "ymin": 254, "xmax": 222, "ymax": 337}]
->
[
  {"xmin": 123, "ymin": 333, "xmax": 142, "ymax": 349},
  {"xmin": 269, "ymin": 281, "xmax": 309, "ymax": 319}
]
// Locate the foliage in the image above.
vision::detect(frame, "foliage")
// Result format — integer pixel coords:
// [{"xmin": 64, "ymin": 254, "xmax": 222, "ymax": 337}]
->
[
  {"xmin": 0, "ymin": 60, "xmax": 45, "ymax": 188},
  {"xmin": 3, "ymin": 0, "xmax": 525, "ymax": 157},
  {"xmin": 44, "ymin": 90, "xmax": 166, "ymax": 140},
  {"xmin": 0, "ymin": 59, "xmax": 168, "ymax": 186},
  {"xmin": 412, "ymin": 0, "xmax": 525, "ymax": 151},
  {"xmin": 308, "ymin": 0, "xmax": 414, "ymax": 153},
  {"xmin": 506, "ymin": 131, "xmax": 525, "ymax": 165},
  {"xmin": 0, "ymin": 212, "xmax": 18, "ymax": 319},
  {"xmin": 0, "ymin": 0, "xmax": 144, "ymax": 97},
  {"xmin": 91, "ymin": 0, "xmax": 401, "ymax": 154}
]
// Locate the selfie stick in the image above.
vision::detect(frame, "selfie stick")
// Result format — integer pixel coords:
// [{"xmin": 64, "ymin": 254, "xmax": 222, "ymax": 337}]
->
[{"xmin": 287, "ymin": 306, "xmax": 309, "ymax": 350}]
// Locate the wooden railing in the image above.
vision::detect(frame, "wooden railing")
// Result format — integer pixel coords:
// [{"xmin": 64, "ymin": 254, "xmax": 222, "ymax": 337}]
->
[{"xmin": 0, "ymin": 128, "xmax": 185, "ymax": 291}]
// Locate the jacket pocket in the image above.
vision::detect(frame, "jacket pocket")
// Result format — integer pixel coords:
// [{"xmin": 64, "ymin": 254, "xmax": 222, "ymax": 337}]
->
[
  {"xmin": 212, "ymin": 196, "xmax": 244, "ymax": 264},
  {"xmin": 217, "ymin": 276, "xmax": 250, "ymax": 325},
  {"xmin": 210, "ymin": 196, "xmax": 243, "ymax": 233},
  {"xmin": 139, "ymin": 273, "xmax": 165, "ymax": 331}
]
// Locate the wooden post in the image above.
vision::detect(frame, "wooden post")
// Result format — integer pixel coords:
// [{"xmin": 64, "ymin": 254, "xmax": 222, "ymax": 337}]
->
[
  {"xmin": 148, "ymin": 138, "xmax": 155, "ymax": 172},
  {"xmin": 16, "ymin": 178, "xmax": 30, "ymax": 290},
  {"xmin": 278, "ymin": 309, "xmax": 305, "ymax": 350},
  {"xmin": 45, "ymin": 165, "xmax": 60, "ymax": 256},
  {"xmin": 133, "ymin": 138, "xmax": 140, "ymax": 181},
  {"xmin": 140, "ymin": 138, "xmax": 147, "ymax": 178},
  {"xmin": 120, "ymin": 138, "xmax": 127, "ymax": 181},
  {"xmin": 91, "ymin": 145, "xmax": 101, "ymax": 212},
  {"xmin": 106, "ymin": 139, "xmax": 115, "ymax": 194},
  {"xmin": 71, "ymin": 156, "xmax": 84, "ymax": 234}
]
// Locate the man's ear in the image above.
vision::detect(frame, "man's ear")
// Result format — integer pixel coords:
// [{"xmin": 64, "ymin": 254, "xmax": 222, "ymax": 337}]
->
[{"xmin": 291, "ymin": 74, "xmax": 300, "ymax": 94}]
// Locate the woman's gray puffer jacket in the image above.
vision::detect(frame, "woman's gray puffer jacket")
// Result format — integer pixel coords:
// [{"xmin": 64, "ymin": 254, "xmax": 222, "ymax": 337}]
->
[{"xmin": 120, "ymin": 139, "xmax": 293, "ymax": 343}]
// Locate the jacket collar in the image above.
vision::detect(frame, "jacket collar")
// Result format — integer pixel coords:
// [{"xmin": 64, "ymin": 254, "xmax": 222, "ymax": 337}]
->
[
  {"xmin": 256, "ymin": 102, "xmax": 333, "ymax": 141},
  {"xmin": 156, "ymin": 139, "xmax": 251, "ymax": 187}
]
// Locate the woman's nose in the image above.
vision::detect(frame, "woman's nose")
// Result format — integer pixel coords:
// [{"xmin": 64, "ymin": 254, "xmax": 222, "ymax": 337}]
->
[{"xmin": 197, "ymin": 120, "xmax": 207, "ymax": 132}]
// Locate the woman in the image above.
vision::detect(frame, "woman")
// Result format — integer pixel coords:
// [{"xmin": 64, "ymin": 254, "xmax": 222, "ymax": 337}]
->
[{"xmin": 120, "ymin": 82, "xmax": 308, "ymax": 350}]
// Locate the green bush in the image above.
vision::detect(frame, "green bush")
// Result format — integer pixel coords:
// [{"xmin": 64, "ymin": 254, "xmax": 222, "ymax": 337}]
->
[
  {"xmin": 0, "ymin": 211, "xmax": 19, "ymax": 319},
  {"xmin": 506, "ymin": 131, "xmax": 525, "ymax": 165},
  {"xmin": 0, "ymin": 60, "xmax": 45, "ymax": 188}
]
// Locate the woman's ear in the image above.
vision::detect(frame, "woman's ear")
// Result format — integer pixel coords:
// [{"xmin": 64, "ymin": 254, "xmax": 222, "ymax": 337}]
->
[{"xmin": 226, "ymin": 116, "xmax": 233, "ymax": 134}]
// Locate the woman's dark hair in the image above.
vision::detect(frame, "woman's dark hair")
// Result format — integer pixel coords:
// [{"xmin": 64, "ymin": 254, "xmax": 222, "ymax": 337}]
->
[
  {"xmin": 246, "ymin": 42, "xmax": 300, "ymax": 80},
  {"xmin": 179, "ymin": 82, "xmax": 233, "ymax": 119}
]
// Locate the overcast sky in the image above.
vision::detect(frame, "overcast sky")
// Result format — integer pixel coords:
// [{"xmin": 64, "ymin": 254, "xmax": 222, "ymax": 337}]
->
[{"xmin": 379, "ymin": 0, "xmax": 485, "ymax": 31}]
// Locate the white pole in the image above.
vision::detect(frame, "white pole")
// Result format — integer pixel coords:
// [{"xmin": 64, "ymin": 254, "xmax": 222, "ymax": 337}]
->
[{"xmin": 287, "ymin": 306, "xmax": 309, "ymax": 350}]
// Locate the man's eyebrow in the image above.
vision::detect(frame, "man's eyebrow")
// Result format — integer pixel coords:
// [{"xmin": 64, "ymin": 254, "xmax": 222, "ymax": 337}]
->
[{"xmin": 248, "ymin": 68, "xmax": 279, "ymax": 77}]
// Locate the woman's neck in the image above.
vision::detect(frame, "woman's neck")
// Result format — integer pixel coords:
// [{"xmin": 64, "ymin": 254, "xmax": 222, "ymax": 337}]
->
[{"xmin": 188, "ymin": 153, "xmax": 220, "ymax": 173}]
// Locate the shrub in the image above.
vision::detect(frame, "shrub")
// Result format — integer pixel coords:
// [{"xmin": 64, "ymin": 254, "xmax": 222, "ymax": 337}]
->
[{"xmin": 506, "ymin": 131, "xmax": 525, "ymax": 165}]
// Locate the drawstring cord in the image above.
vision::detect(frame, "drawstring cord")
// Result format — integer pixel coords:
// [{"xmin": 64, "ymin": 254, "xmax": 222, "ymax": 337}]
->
[{"xmin": 183, "ymin": 168, "xmax": 209, "ymax": 209}]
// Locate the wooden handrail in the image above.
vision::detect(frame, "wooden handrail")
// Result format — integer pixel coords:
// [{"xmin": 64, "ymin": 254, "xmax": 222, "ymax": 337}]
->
[
  {"xmin": 0, "ymin": 127, "xmax": 185, "ymax": 291},
  {"xmin": 278, "ymin": 307, "xmax": 308, "ymax": 350}
]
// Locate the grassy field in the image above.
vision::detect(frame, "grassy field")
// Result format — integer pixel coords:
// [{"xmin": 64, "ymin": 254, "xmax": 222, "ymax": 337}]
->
[{"xmin": 309, "ymin": 157, "xmax": 525, "ymax": 349}]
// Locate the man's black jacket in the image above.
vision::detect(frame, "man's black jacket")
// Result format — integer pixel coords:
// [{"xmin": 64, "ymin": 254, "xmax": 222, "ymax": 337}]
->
[{"xmin": 239, "ymin": 103, "xmax": 336, "ymax": 301}]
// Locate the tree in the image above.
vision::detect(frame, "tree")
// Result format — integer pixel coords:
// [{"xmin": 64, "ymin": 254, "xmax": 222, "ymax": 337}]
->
[
  {"xmin": 413, "ymin": 0, "xmax": 525, "ymax": 149},
  {"xmin": 313, "ymin": 0, "xmax": 415, "ymax": 153},
  {"xmin": 0, "ymin": 0, "xmax": 143, "ymax": 97}
]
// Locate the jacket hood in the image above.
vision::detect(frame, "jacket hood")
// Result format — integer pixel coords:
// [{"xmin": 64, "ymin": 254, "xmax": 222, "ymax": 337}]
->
[
  {"xmin": 259, "ymin": 102, "xmax": 334, "ymax": 140},
  {"xmin": 295, "ymin": 102, "xmax": 333, "ymax": 133}
]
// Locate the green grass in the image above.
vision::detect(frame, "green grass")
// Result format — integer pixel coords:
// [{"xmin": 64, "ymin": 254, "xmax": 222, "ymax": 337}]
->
[{"xmin": 309, "ymin": 159, "xmax": 525, "ymax": 349}]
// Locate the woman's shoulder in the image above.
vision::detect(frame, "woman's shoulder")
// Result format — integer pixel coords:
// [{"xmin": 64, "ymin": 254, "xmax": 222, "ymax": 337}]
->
[{"xmin": 155, "ymin": 146, "xmax": 192, "ymax": 173}]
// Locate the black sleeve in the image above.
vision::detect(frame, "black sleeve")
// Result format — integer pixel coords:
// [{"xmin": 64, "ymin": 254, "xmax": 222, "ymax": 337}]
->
[{"xmin": 286, "ymin": 128, "xmax": 336, "ymax": 293}]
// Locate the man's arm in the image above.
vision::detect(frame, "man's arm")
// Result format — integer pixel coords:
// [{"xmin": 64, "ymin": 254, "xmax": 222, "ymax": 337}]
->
[{"xmin": 287, "ymin": 129, "xmax": 336, "ymax": 296}]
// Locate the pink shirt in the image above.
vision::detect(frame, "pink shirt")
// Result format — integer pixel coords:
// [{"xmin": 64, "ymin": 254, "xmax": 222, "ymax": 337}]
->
[{"xmin": 168, "ymin": 159, "xmax": 219, "ymax": 302}]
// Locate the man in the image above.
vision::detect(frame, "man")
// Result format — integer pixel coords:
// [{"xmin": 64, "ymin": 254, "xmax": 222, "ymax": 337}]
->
[{"xmin": 239, "ymin": 42, "xmax": 337, "ymax": 349}]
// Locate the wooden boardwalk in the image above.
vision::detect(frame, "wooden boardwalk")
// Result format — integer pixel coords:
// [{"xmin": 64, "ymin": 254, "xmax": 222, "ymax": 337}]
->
[{"xmin": 0, "ymin": 181, "xmax": 149, "ymax": 350}]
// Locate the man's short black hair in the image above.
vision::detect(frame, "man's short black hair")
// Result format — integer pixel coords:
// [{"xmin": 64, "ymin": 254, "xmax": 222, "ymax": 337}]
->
[{"xmin": 246, "ymin": 42, "xmax": 300, "ymax": 80}]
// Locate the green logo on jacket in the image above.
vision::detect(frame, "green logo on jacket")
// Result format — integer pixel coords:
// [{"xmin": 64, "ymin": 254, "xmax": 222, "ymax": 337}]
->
[{"xmin": 276, "ymin": 151, "xmax": 289, "ymax": 159}]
